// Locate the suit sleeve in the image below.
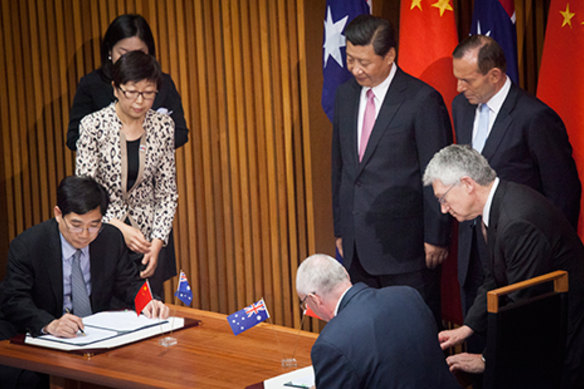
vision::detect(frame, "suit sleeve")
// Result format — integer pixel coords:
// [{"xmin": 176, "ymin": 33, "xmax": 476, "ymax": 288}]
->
[
  {"xmin": 464, "ymin": 221, "xmax": 553, "ymax": 334},
  {"xmin": 312, "ymin": 340, "xmax": 361, "ymax": 388},
  {"xmin": 75, "ymin": 117, "xmax": 99, "ymax": 179},
  {"xmin": 159, "ymin": 75, "xmax": 189, "ymax": 149},
  {"xmin": 331, "ymin": 90, "xmax": 343, "ymax": 238},
  {"xmin": 414, "ymin": 89, "xmax": 453, "ymax": 246},
  {"xmin": 67, "ymin": 76, "xmax": 99, "ymax": 151},
  {"xmin": 110, "ymin": 234, "xmax": 143, "ymax": 307},
  {"xmin": 526, "ymin": 107, "xmax": 581, "ymax": 228},
  {"xmin": 464, "ymin": 270, "xmax": 495, "ymax": 335},
  {"xmin": 2, "ymin": 237, "xmax": 55, "ymax": 336},
  {"xmin": 497, "ymin": 221, "xmax": 553, "ymax": 298}
]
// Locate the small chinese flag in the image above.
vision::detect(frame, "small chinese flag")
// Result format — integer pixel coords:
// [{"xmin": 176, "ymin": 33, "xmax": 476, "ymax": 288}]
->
[
  {"xmin": 134, "ymin": 280, "xmax": 153, "ymax": 316},
  {"xmin": 304, "ymin": 306, "xmax": 321, "ymax": 320}
]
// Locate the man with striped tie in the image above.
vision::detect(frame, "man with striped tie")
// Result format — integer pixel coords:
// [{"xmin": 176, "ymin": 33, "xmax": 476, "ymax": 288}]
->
[{"xmin": 0, "ymin": 176, "xmax": 168, "ymax": 388}]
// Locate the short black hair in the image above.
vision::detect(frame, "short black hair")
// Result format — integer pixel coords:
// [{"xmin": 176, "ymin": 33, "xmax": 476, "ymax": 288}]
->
[
  {"xmin": 57, "ymin": 176, "xmax": 109, "ymax": 216},
  {"xmin": 453, "ymin": 35, "xmax": 507, "ymax": 75},
  {"xmin": 344, "ymin": 14, "xmax": 396, "ymax": 57},
  {"xmin": 101, "ymin": 14, "xmax": 156, "ymax": 78},
  {"xmin": 112, "ymin": 51, "xmax": 162, "ymax": 90}
]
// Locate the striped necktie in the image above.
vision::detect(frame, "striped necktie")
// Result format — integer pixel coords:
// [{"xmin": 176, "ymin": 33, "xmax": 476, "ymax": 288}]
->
[{"xmin": 71, "ymin": 249, "xmax": 92, "ymax": 317}]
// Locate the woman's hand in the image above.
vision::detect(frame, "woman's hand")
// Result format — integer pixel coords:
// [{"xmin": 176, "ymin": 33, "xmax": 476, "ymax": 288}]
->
[
  {"xmin": 109, "ymin": 219, "xmax": 151, "ymax": 253},
  {"xmin": 141, "ymin": 239, "xmax": 163, "ymax": 278}
]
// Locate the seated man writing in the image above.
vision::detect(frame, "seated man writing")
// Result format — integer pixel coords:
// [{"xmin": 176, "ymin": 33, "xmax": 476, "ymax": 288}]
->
[{"xmin": 0, "ymin": 176, "xmax": 168, "ymax": 388}]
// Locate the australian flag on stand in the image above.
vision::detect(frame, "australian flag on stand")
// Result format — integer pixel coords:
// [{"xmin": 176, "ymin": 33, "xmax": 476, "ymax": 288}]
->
[
  {"xmin": 471, "ymin": 0, "xmax": 518, "ymax": 84},
  {"xmin": 227, "ymin": 298, "xmax": 270, "ymax": 335},
  {"xmin": 321, "ymin": 0, "xmax": 370, "ymax": 121},
  {"xmin": 174, "ymin": 270, "xmax": 193, "ymax": 306}
]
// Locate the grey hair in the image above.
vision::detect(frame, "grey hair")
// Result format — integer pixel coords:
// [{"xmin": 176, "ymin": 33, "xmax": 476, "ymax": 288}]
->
[
  {"xmin": 296, "ymin": 254, "xmax": 349, "ymax": 297},
  {"xmin": 423, "ymin": 144, "xmax": 496, "ymax": 186}
]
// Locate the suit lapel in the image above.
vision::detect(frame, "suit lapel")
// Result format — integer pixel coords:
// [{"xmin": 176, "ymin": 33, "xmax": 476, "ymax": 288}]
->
[
  {"xmin": 486, "ymin": 181, "xmax": 506, "ymax": 272},
  {"xmin": 89, "ymin": 237, "xmax": 106, "ymax": 306},
  {"xmin": 345, "ymin": 80, "xmax": 361, "ymax": 171},
  {"xmin": 358, "ymin": 69, "xmax": 406, "ymax": 170},
  {"xmin": 458, "ymin": 100, "xmax": 476, "ymax": 145},
  {"xmin": 46, "ymin": 219, "xmax": 64, "ymax": 309},
  {"xmin": 481, "ymin": 85, "xmax": 519, "ymax": 160}
]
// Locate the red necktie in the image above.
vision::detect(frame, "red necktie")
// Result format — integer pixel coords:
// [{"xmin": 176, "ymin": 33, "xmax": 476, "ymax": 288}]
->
[{"xmin": 359, "ymin": 89, "xmax": 375, "ymax": 162}]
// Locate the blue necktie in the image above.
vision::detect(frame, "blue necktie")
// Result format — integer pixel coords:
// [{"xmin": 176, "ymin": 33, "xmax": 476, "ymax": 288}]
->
[
  {"xmin": 71, "ymin": 250, "xmax": 92, "ymax": 317},
  {"xmin": 473, "ymin": 103, "xmax": 489, "ymax": 152}
]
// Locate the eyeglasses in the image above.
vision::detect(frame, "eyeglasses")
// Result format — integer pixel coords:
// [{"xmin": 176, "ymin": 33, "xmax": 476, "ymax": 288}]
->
[
  {"xmin": 62, "ymin": 217, "xmax": 102, "ymax": 235},
  {"xmin": 438, "ymin": 183, "xmax": 457, "ymax": 205},
  {"xmin": 117, "ymin": 86, "xmax": 158, "ymax": 101}
]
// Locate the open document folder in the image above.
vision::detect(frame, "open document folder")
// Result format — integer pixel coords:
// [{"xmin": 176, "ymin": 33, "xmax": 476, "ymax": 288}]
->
[{"xmin": 24, "ymin": 310, "xmax": 185, "ymax": 351}]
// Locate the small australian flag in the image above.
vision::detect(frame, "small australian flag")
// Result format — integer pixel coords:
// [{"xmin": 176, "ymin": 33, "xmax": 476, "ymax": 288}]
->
[
  {"xmin": 227, "ymin": 298, "xmax": 270, "ymax": 335},
  {"xmin": 174, "ymin": 270, "xmax": 193, "ymax": 306}
]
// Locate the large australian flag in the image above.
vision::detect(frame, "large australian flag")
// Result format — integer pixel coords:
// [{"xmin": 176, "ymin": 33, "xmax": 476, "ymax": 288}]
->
[
  {"xmin": 471, "ymin": 0, "xmax": 519, "ymax": 84},
  {"xmin": 321, "ymin": 0, "xmax": 370, "ymax": 122}
]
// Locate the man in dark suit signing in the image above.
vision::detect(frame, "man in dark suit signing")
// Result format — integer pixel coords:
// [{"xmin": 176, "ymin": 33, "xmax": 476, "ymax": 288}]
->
[
  {"xmin": 296, "ymin": 254, "xmax": 459, "ymax": 388},
  {"xmin": 332, "ymin": 14, "xmax": 452, "ymax": 325},
  {"xmin": 451, "ymin": 35, "xmax": 581, "ymax": 319},
  {"xmin": 423, "ymin": 145, "xmax": 584, "ymax": 389},
  {"xmin": 0, "ymin": 176, "xmax": 168, "ymax": 388}
]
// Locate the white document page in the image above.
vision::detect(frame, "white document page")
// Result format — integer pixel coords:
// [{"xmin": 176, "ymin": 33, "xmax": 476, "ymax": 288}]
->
[{"xmin": 83, "ymin": 310, "xmax": 166, "ymax": 332}]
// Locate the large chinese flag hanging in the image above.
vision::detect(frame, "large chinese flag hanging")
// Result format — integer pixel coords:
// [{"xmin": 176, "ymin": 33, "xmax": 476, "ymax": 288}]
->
[
  {"xmin": 398, "ymin": 0, "xmax": 459, "ymax": 112},
  {"xmin": 399, "ymin": 0, "xmax": 461, "ymax": 324},
  {"xmin": 538, "ymin": 1, "xmax": 584, "ymax": 237}
]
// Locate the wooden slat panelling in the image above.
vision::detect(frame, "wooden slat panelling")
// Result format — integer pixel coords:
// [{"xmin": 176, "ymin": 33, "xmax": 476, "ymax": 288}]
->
[{"xmin": 0, "ymin": 0, "xmax": 556, "ymax": 331}]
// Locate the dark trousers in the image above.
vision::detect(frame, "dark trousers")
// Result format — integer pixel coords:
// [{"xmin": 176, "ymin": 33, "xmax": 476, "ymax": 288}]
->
[
  {"xmin": 460, "ymin": 225, "xmax": 488, "ymax": 389},
  {"xmin": 130, "ymin": 229, "xmax": 178, "ymax": 300},
  {"xmin": 462, "ymin": 225, "xmax": 488, "ymax": 355},
  {"xmin": 348, "ymin": 246, "xmax": 443, "ymax": 331}
]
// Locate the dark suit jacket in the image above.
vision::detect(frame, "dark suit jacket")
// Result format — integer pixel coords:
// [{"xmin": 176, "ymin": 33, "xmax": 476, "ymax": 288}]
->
[
  {"xmin": 453, "ymin": 84, "xmax": 581, "ymax": 289},
  {"xmin": 67, "ymin": 68, "xmax": 188, "ymax": 150},
  {"xmin": 332, "ymin": 68, "xmax": 452, "ymax": 275},
  {"xmin": 465, "ymin": 181, "xmax": 584, "ymax": 387},
  {"xmin": 0, "ymin": 219, "xmax": 143, "ymax": 336},
  {"xmin": 311, "ymin": 283, "xmax": 459, "ymax": 388}
]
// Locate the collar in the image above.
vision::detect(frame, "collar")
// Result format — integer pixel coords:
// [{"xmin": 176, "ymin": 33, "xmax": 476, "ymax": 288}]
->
[
  {"xmin": 59, "ymin": 231, "xmax": 90, "ymax": 260},
  {"xmin": 333, "ymin": 285, "xmax": 352, "ymax": 317},
  {"xmin": 360, "ymin": 62, "xmax": 397, "ymax": 105},
  {"xmin": 484, "ymin": 76, "xmax": 511, "ymax": 115},
  {"xmin": 482, "ymin": 177, "xmax": 500, "ymax": 227}
]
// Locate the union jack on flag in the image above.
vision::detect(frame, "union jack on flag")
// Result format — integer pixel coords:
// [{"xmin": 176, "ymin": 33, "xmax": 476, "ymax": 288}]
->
[
  {"xmin": 227, "ymin": 298, "xmax": 270, "ymax": 335},
  {"xmin": 174, "ymin": 270, "xmax": 193, "ymax": 306}
]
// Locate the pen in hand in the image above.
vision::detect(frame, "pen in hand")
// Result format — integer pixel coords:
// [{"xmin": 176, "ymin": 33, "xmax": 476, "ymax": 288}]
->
[{"xmin": 65, "ymin": 308, "xmax": 86, "ymax": 336}]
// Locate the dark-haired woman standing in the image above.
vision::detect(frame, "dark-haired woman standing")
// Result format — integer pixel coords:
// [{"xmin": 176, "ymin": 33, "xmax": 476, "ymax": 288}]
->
[
  {"xmin": 67, "ymin": 14, "xmax": 188, "ymax": 151},
  {"xmin": 76, "ymin": 51, "xmax": 178, "ymax": 299}
]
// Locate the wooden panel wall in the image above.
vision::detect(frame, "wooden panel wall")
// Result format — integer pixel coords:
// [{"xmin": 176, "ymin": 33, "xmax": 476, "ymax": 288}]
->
[{"xmin": 0, "ymin": 0, "xmax": 315, "ymax": 329}]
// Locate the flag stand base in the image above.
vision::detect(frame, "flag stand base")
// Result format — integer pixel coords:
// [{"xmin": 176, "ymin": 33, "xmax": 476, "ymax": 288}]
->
[
  {"xmin": 159, "ymin": 336, "xmax": 177, "ymax": 347},
  {"xmin": 281, "ymin": 358, "xmax": 297, "ymax": 368}
]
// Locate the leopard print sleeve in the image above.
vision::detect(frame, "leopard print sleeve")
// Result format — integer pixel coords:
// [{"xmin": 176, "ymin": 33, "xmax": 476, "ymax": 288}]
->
[{"xmin": 151, "ymin": 114, "xmax": 178, "ymax": 245}]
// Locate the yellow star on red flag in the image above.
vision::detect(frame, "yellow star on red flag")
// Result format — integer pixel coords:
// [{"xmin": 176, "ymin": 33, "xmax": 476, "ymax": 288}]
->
[
  {"xmin": 560, "ymin": 3, "xmax": 576, "ymax": 28},
  {"xmin": 410, "ymin": 0, "xmax": 423, "ymax": 11},
  {"xmin": 431, "ymin": 0, "xmax": 453, "ymax": 17}
]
